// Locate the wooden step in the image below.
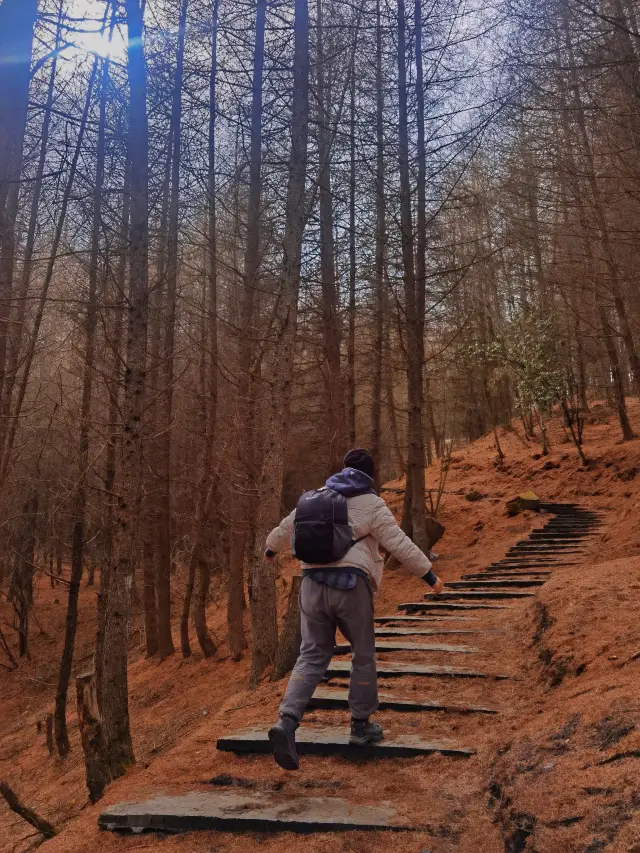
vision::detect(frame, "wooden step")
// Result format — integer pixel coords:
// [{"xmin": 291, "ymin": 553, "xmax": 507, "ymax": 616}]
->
[
  {"xmin": 308, "ymin": 688, "xmax": 497, "ymax": 715},
  {"xmin": 217, "ymin": 726, "xmax": 475, "ymax": 759},
  {"xmin": 99, "ymin": 791, "xmax": 412, "ymax": 834},
  {"xmin": 333, "ymin": 640, "xmax": 480, "ymax": 654},
  {"xmin": 326, "ymin": 660, "xmax": 510, "ymax": 680}
]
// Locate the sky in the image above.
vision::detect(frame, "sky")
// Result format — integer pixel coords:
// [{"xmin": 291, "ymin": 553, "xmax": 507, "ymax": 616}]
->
[{"xmin": 65, "ymin": 0, "xmax": 127, "ymax": 58}]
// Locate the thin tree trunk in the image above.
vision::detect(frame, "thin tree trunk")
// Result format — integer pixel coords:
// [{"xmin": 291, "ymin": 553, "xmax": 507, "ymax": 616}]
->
[
  {"xmin": 397, "ymin": 0, "xmax": 428, "ymax": 550},
  {"xmin": 54, "ymin": 42, "xmax": 108, "ymax": 758},
  {"xmin": 193, "ymin": 0, "xmax": 221, "ymax": 659},
  {"xmin": 347, "ymin": 66, "xmax": 357, "ymax": 447},
  {"xmin": 142, "ymin": 131, "xmax": 172, "ymax": 659},
  {"xmin": 316, "ymin": 0, "xmax": 345, "ymax": 474},
  {"xmin": 371, "ymin": 0, "xmax": 385, "ymax": 476},
  {"xmin": 156, "ymin": 0, "xmax": 188, "ymax": 661},
  {"xmin": 229, "ymin": 0, "xmax": 268, "ymax": 672}
]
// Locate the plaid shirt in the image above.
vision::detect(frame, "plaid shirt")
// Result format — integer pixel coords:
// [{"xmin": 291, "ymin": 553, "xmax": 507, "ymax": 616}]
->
[{"xmin": 302, "ymin": 567, "xmax": 368, "ymax": 590}]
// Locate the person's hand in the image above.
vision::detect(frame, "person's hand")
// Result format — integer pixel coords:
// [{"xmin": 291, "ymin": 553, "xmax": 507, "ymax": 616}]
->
[{"xmin": 430, "ymin": 577, "xmax": 444, "ymax": 595}]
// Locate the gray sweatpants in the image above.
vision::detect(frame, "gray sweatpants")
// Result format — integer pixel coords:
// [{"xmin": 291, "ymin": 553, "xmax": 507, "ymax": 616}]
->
[{"xmin": 279, "ymin": 576, "xmax": 379, "ymax": 722}]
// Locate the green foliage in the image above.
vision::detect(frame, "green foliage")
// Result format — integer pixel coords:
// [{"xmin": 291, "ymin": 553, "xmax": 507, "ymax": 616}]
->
[{"xmin": 466, "ymin": 314, "xmax": 565, "ymax": 414}]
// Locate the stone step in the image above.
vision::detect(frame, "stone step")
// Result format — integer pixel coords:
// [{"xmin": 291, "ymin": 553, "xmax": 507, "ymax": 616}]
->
[
  {"xmin": 528, "ymin": 535, "xmax": 591, "ymax": 542},
  {"xmin": 490, "ymin": 562, "xmax": 576, "ymax": 569},
  {"xmin": 217, "ymin": 726, "xmax": 475, "ymax": 759},
  {"xmin": 491, "ymin": 559, "xmax": 572, "ymax": 565},
  {"xmin": 99, "ymin": 791, "xmax": 411, "ymax": 834},
  {"xmin": 308, "ymin": 688, "xmax": 497, "ymax": 715},
  {"xmin": 374, "ymin": 627, "xmax": 487, "ymax": 637},
  {"xmin": 375, "ymin": 614, "xmax": 482, "ymax": 624},
  {"xmin": 333, "ymin": 640, "xmax": 479, "ymax": 654},
  {"xmin": 463, "ymin": 572, "xmax": 551, "ymax": 579},
  {"xmin": 468, "ymin": 569, "xmax": 551, "ymax": 576},
  {"xmin": 448, "ymin": 579, "xmax": 546, "ymax": 588},
  {"xmin": 540, "ymin": 530, "xmax": 597, "ymax": 536},
  {"xmin": 422, "ymin": 590, "xmax": 536, "ymax": 600},
  {"xmin": 513, "ymin": 541, "xmax": 582, "ymax": 549},
  {"xmin": 399, "ymin": 602, "xmax": 510, "ymax": 613},
  {"xmin": 509, "ymin": 546, "xmax": 581, "ymax": 554},
  {"xmin": 325, "ymin": 660, "xmax": 509, "ymax": 680}
]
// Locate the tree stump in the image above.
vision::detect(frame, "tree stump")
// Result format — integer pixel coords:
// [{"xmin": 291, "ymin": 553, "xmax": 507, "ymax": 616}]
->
[
  {"xmin": 425, "ymin": 516, "xmax": 445, "ymax": 550},
  {"xmin": 271, "ymin": 575, "xmax": 302, "ymax": 680},
  {"xmin": 75, "ymin": 671, "xmax": 111, "ymax": 802}
]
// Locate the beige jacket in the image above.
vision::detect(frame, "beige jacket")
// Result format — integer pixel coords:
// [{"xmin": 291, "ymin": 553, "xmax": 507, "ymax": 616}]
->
[{"xmin": 265, "ymin": 491, "xmax": 432, "ymax": 592}]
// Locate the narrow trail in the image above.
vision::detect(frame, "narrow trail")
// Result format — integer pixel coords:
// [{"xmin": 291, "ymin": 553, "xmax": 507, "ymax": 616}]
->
[{"xmin": 99, "ymin": 502, "xmax": 603, "ymax": 839}]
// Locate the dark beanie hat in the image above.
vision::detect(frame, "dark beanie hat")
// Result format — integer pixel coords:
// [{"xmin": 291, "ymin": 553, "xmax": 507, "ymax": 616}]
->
[{"xmin": 343, "ymin": 448, "xmax": 375, "ymax": 480}]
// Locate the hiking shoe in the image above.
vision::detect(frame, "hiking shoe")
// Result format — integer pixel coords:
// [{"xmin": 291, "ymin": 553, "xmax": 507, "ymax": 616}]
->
[
  {"xmin": 349, "ymin": 718, "xmax": 384, "ymax": 746},
  {"xmin": 268, "ymin": 715, "xmax": 299, "ymax": 770}
]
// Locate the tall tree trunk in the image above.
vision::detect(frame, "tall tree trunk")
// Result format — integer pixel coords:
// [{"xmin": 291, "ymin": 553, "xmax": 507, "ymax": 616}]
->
[
  {"xmin": 156, "ymin": 0, "xmax": 189, "ymax": 662},
  {"xmin": 397, "ymin": 0, "xmax": 428, "ymax": 550},
  {"xmin": 238, "ymin": 0, "xmax": 268, "ymax": 678},
  {"xmin": 100, "ymin": 0, "xmax": 150, "ymax": 779},
  {"xmin": 193, "ymin": 0, "xmax": 221, "ymax": 659},
  {"xmin": 371, "ymin": 0, "xmax": 385, "ymax": 476},
  {"xmin": 54, "ymin": 42, "xmax": 108, "ymax": 757},
  {"xmin": 414, "ymin": 0, "xmax": 431, "ymax": 470},
  {"xmin": 142, "ymin": 131, "xmax": 171, "ymax": 659},
  {"xmin": 97, "ymin": 173, "xmax": 129, "ymax": 704},
  {"xmin": 316, "ymin": 0, "xmax": 345, "ymax": 474},
  {"xmin": 248, "ymin": 0, "xmax": 309, "ymax": 685},
  {"xmin": 347, "ymin": 66, "xmax": 357, "ymax": 447},
  {"xmin": 226, "ymin": 132, "xmax": 246, "ymax": 663}
]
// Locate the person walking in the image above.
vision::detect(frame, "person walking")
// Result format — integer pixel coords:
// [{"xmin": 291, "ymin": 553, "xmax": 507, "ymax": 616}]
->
[{"xmin": 264, "ymin": 448, "xmax": 444, "ymax": 770}]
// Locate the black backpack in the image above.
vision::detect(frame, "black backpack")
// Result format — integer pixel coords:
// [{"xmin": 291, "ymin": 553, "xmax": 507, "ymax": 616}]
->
[{"xmin": 292, "ymin": 488, "xmax": 365, "ymax": 564}]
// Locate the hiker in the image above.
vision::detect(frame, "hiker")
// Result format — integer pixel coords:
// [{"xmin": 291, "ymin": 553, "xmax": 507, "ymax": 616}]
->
[{"xmin": 264, "ymin": 448, "xmax": 444, "ymax": 770}]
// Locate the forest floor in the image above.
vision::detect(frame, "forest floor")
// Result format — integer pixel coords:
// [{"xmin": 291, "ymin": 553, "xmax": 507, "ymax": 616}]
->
[{"xmin": 2, "ymin": 400, "xmax": 640, "ymax": 853}]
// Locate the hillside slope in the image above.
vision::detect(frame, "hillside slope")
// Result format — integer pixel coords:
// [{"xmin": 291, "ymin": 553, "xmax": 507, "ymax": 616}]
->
[{"xmin": 2, "ymin": 401, "xmax": 640, "ymax": 853}]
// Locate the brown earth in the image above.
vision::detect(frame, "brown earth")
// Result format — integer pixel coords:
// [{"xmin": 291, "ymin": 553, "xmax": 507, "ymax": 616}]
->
[{"xmin": 2, "ymin": 400, "xmax": 640, "ymax": 852}]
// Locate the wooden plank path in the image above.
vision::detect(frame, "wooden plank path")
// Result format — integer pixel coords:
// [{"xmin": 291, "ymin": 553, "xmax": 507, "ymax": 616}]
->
[{"xmin": 99, "ymin": 502, "xmax": 602, "ymax": 837}]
